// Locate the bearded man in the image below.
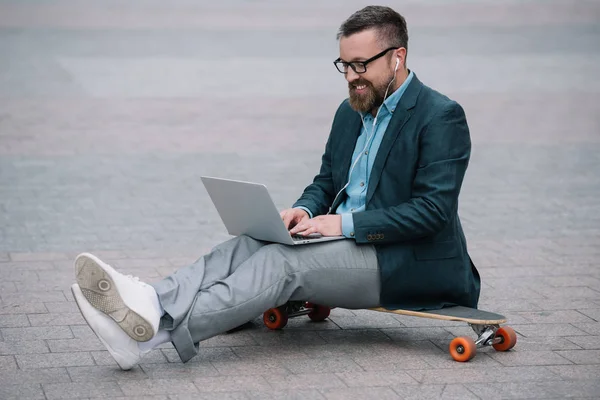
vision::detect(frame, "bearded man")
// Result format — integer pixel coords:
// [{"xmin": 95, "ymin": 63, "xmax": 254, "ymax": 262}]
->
[{"xmin": 70, "ymin": 5, "xmax": 480, "ymax": 369}]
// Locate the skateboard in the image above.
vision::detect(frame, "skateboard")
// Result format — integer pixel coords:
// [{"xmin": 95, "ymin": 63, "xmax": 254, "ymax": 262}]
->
[{"xmin": 262, "ymin": 301, "xmax": 516, "ymax": 362}]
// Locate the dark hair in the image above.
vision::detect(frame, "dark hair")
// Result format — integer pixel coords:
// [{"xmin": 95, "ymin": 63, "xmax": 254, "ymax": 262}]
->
[{"xmin": 337, "ymin": 6, "xmax": 408, "ymax": 51}]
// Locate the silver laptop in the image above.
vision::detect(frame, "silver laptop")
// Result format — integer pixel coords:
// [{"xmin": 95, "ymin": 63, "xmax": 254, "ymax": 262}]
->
[{"xmin": 201, "ymin": 176, "xmax": 346, "ymax": 245}]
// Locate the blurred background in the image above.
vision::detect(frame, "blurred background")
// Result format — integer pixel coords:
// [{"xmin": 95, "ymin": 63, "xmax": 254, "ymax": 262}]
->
[{"xmin": 0, "ymin": 0, "xmax": 599, "ymax": 253}]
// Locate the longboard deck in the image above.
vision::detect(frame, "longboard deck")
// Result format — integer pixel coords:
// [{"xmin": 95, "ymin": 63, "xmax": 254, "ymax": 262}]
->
[{"xmin": 369, "ymin": 306, "xmax": 506, "ymax": 325}]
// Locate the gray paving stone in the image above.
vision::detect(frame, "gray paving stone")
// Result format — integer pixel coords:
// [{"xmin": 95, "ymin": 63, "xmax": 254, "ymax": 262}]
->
[
  {"xmin": 321, "ymin": 387, "xmax": 401, "ymax": 400},
  {"xmin": 0, "ymin": 368, "xmax": 71, "ymax": 387},
  {"xmin": 578, "ymin": 308, "xmax": 600, "ymax": 322},
  {"xmin": 565, "ymin": 335, "xmax": 600, "ymax": 350},
  {"xmin": 488, "ymin": 350, "xmax": 573, "ymax": 366},
  {"xmin": 16, "ymin": 352, "xmax": 95, "ymax": 369},
  {"xmin": 0, "ymin": 383, "xmax": 45, "ymax": 400},
  {"xmin": 505, "ymin": 336, "xmax": 582, "ymax": 351},
  {"xmin": 300, "ymin": 342, "xmax": 398, "ymax": 359},
  {"xmin": 2, "ymin": 326, "xmax": 73, "ymax": 340},
  {"xmin": 0, "ymin": 302, "xmax": 48, "ymax": 314},
  {"xmin": 0, "ymin": 355, "xmax": 17, "ymax": 370},
  {"xmin": 279, "ymin": 355, "xmax": 365, "ymax": 375},
  {"xmin": 421, "ymin": 351, "xmax": 502, "ymax": 369},
  {"xmin": 466, "ymin": 380, "xmax": 600, "ymax": 399},
  {"xmin": 267, "ymin": 373, "xmax": 347, "ymax": 390},
  {"xmin": 10, "ymin": 252, "xmax": 70, "ymax": 262},
  {"xmin": 119, "ymin": 379, "xmax": 199, "ymax": 396},
  {"xmin": 391, "ymin": 384, "xmax": 480, "ymax": 400},
  {"xmin": 317, "ymin": 329, "xmax": 392, "ymax": 344},
  {"xmin": 248, "ymin": 330, "xmax": 328, "ymax": 346},
  {"xmin": 70, "ymin": 325, "xmax": 97, "ymax": 339},
  {"xmin": 529, "ymin": 298, "xmax": 600, "ymax": 311},
  {"xmin": 406, "ymin": 366, "xmax": 558, "ymax": 384},
  {"xmin": 0, "ymin": 314, "xmax": 30, "ymax": 327},
  {"xmin": 0, "ymin": 340, "xmax": 49, "ymax": 355},
  {"xmin": 232, "ymin": 345, "xmax": 309, "ymax": 361},
  {"xmin": 141, "ymin": 362, "xmax": 220, "ymax": 379},
  {"xmin": 27, "ymin": 312, "xmax": 86, "ymax": 326},
  {"xmin": 67, "ymin": 365, "xmax": 147, "ymax": 382},
  {"xmin": 571, "ymin": 322, "xmax": 600, "ymax": 335},
  {"xmin": 335, "ymin": 371, "xmax": 417, "ymax": 387},
  {"xmin": 197, "ymin": 332, "xmax": 258, "ymax": 348},
  {"xmin": 48, "ymin": 338, "xmax": 106, "ymax": 352},
  {"xmin": 512, "ymin": 323, "xmax": 590, "ymax": 337},
  {"xmin": 0, "ymin": 281, "xmax": 17, "ymax": 293},
  {"xmin": 516, "ymin": 310, "xmax": 597, "ymax": 324},
  {"xmin": 43, "ymin": 381, "xmax": 124, "ymax": 400},
  {"xmin": 555, "ymin": 350, "xmax": 600, "ymax": 365},
  {"xmin": 193, "ymin": 375, "xmax": 271, "ymax": 392},
  {"xmin": 1, "ymin": 291, "xmax": 67, "ymax": 304},
  {"xmin": 173, "ymin": 393, "xmax": 250, "ymax": 400},
  {"xmin": 211, "ymin": 359, "xmax": 289, "ymax": 376},
  {"xmin": 532, "ymin": 286, "xmax": 600, "ymax": 300},
  {"xmin": 351, "ymin": 352, "xmax": 434, "ymax": 372},
  {"xmin": 44, "ymin": 301, "xmax": 80, "ymax": 313},
  {"xmin": 96, "ymin": 397, "xmax": 168, "ymax": 400},
  {"xmin": 247, "ymin": 390, "xmax": 323, "ymax": 400},
  {"xmin": 546, "ymin": 364, "xmax": 600, "ymax": 381}
]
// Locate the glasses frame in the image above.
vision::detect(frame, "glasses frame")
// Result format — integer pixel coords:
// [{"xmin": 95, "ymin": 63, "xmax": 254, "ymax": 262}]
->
[{"xmin": 333, "ymin": 47, "xmax": 398, "ymax": 74}]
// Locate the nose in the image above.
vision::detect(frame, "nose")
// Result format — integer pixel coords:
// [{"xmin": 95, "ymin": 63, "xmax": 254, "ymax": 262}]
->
[{"xmin": 345, "ymin": 68, "xmax": 359, "ymax": 83}]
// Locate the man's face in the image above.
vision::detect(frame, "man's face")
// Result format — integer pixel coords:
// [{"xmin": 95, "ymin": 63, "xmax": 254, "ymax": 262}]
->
[{"xmin": 339, "ymin": 29, "xmax": 395, "ymax": 113}]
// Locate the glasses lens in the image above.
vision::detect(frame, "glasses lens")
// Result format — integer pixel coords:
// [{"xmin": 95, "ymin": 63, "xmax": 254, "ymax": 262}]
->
[
  {"xmin": 334, "ymin": 61, "xmax": 346, "ymax": 73},
  {"xmin": 352, "ymin": 63, "xmax": 367, "ymax": 73}
]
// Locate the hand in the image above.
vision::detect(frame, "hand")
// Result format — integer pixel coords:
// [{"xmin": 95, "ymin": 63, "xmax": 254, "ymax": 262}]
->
[
  {"xmin": 289, "ymin": 215, "xmax": 342, "ymax": 237},
  {"xmin": 280, "ymin": 208, "xmax": 310, "ymax": 230}
]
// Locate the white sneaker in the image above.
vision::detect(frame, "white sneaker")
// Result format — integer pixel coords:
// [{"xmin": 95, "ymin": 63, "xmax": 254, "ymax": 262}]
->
[
  {"xmin": 71, "ymin": 283, "xmax": 150, "ymax": 370},
  {"xmin": 74, "ymin": 252, "xmax": 161, "ymax": 342}
]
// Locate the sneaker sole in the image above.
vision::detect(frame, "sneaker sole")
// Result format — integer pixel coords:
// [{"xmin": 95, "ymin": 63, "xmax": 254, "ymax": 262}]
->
[{"xmin": 75, "ymin": 254, "xmax": 154, "ymax": 342}]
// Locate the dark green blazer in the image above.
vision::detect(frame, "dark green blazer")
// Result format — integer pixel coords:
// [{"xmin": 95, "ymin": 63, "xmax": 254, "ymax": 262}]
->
[{"xmin": 293, "ymin": 74, "xmax": 480, "ymax": 310}]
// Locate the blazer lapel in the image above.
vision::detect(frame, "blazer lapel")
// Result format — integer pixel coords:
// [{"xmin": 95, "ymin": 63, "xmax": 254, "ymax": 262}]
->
[{"xmin": 365, "ymin": 74, "xmax": 423, "ymax": 206}]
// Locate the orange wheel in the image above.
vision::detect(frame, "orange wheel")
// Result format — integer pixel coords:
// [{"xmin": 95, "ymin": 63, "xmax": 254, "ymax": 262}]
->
[
  {"xmin": 493, "ymin": 326, "xmax": 517, "ymax": 351},
  {"xmin": 308, "ymin": 305, "xmax": 331, "ymax": 322},
  {"xmin": 263, "ymin": 307, "xmax": 288, "ymax": 330},
  {"xmin": 449, "ymin": 336, "xmax": 476, "ymax": 362}
]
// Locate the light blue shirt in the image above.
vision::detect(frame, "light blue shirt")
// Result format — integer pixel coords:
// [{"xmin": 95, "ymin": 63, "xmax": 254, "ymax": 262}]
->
[
  {"xmin": 336, "ymin": 71, "xmax": 414, "ymax": 238},
  {"xmin": 296, "ymin": 71, "xmax": 414, "ymax": 238}
]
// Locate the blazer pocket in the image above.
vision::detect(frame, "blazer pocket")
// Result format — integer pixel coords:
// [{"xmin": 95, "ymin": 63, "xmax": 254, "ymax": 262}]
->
[{"xmin": 413, "ymin": 240, "xmax": 459, "ymax": 260}]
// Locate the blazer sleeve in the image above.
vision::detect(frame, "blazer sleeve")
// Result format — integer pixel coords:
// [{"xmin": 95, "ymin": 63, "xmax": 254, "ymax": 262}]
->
[
  {"xmin": 352, "ymin": 101, "xmax": 471, "ymax": 244},
  {"xmin": 292, "ymin": 131, "xmax": 335, "ymax": 217},
  {"xmin": 292, "ymin": 101, "xmax": 351, "ymax": 216}
]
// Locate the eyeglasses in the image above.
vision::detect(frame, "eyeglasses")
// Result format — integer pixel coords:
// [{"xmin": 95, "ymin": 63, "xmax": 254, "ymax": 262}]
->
[{"xmin": 333, "ymin": 47, "xmax": 398, "ymax": 74}]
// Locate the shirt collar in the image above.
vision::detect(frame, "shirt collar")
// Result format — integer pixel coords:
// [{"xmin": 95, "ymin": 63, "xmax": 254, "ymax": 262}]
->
[{"xmin": 362, "ymin": 69, "xmax": 414, "ymax": 119}]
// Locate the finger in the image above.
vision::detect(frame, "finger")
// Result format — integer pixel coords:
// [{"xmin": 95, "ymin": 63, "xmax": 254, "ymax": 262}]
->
[
  {"xmin": 290, "ymin": 222, "xmax": 310, "ymax": 234},
  {"xmin": 301, "ymin": 226, "xmax": 319, "ymax": 236}
]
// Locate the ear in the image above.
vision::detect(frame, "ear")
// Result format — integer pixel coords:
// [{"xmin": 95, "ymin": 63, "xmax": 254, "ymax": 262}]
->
[{"xmin": 394, "ymin": 48, "xmax": 407, "ymax": 68}]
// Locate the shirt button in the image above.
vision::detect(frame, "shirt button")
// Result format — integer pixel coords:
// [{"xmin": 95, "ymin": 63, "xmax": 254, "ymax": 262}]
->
[
  {"xmin": 360, "ymin": 182, "xmax": 365, "ymax": 187},
  {"xmin": 350, "ymin": 208, "xmax": 354, "ymax": 212},
  {"xmin": 364, "ymin": 151, "xmax": 368, "ymax": 155},
  {"xmin": 350, "ymin": 232, "xmax": 355, "ymax": 237}
]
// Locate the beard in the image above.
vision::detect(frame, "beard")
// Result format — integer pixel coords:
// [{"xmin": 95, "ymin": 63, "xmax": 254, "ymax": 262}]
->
[{"xmin": 348, "ymin": 75, "xmax": 393, "ymax": 113}]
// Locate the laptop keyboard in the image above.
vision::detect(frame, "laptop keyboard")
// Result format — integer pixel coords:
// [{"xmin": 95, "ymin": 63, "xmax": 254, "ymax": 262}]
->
[{"xmin": 292, "ymin": 234, "xmax": 323, "ymax": 241}]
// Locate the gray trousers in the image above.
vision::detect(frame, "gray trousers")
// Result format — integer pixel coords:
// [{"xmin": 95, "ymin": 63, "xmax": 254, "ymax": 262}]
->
[{"xmin": 151, "ymin": 235, "xmax": 380, "ymax": 362}]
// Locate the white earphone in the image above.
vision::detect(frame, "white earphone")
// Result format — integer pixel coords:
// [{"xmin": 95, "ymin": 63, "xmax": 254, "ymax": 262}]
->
[{"xmin": 327, "ymin": 55, "xmax": 401, "ymax": 214}]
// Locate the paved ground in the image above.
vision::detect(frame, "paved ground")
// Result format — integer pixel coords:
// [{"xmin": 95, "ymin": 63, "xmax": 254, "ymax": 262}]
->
[{"xmin": 1, "ymin": 0, "xmax": 600, "ymax": 399}]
